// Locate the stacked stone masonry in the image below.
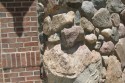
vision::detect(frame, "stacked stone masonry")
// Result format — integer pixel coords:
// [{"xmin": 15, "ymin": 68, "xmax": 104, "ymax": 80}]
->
[
  {"xmin": 0, "ymin": 0, "xmax": 42, "ymax": 83},
  {"xmin": 38, "ymin": 0, "xmax": 125, "ymax": 83}
]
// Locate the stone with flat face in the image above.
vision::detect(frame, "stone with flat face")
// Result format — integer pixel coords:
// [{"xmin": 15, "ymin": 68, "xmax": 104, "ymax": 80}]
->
[
  {"xmin": 111, "ymin": 13, "xmax": 120, "ymax": 27},
  {"xmin": 118, "ymin": 23, "xmax": 125, "ymax": 38},
  {"xmin": 92, "ymin": 8, "xmax": 112, "ymax": 28}
]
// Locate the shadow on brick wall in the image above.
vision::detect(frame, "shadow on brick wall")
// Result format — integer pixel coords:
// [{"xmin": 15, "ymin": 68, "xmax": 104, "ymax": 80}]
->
[{"xmin": 1, "ymin": 0, "xmax": 35, "ymax": 37}]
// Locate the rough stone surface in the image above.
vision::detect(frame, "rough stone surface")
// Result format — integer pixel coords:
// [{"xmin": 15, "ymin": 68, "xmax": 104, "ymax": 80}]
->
[
  {"xmin": 111, "ymin": 27, "xmax": 119, "ymax": 42},
  {"xmin": 118, "ymin": 23, "xmax": 125, "ymax": 38},
  {"xmin": 91, "ymin": 0, "xmax": 106, "ymax": 9},
  {"xmin": 105, "ymin": 56, "xmax": 123, "ymax": 83},
  {"xmin": 85, "ymin": 34, "xmax": 97, "ymax": 44},
  {"xmin": 111, "ymin": 13, "xmax": 120, "ymax": 27},
  {"xmin": 48, "ymin": 33, "xmax": 60, "ymax": 43},
  {"xmin": 94, "ymin": 41, "xmax": 102, "ymax": 50},
  {"xmin": 121, "ymin": 9, "xmax": 125, "ymax": 24},
  {"xmin": 98, "ymin": 35, "xmax": 104, "ymax": 41},
  {"xmin": 102, "ymin": 56, "xmax": 109, "ymax": 67},
  {"xmin": 61, "ymin": 26, "xmax": 84, "ymax": 49},
  {"xmin": 66, "ymin": 0, "xmax": 83, "ymax": 3},
  {"xmin": 100, "ymin": 41, "xmax": 115, "ymax": 55},
  {"xmin": 92, "ymin": 8, "xmax": 112, "ymax": 28},
  {"xmin": 74, "ymin": 10, "xmax": 81, "ymax": 25},
  {"xmin": 43, "ymin": 44, "xmax": 92, "ymax": 78},
  {"xmin": 73, "ymin": 50, "xmax": 102, "ymax": 83},
  {"xmin": 43, "ymin": 11, "xmax": 75, "ymax": 36},
  {"xmin": 122, "ymin": 69, "xmax": 125, "ymax": 83},
  {"xmin": 101, "ymin": 67, "xmax": 106, "ymax": 79},
  {"xmin": 81, "ymin": 1, "xmax": 97, "ymax": 20},
  {"xmin": 80, "ymin": 17, "xmax": 95, "ymax": 32},
  {"xmin": 106, "ymin": 0, "xmax": 125, "ymax": 13},
  {"xmin": 115, "ymin": 38, "xmax": 125, "ymax": 68},
  {"xmin": 101, "ymin": 28, "xmax": 112, "ymax": 39},
  {"xmin": 94, "ymin": 28, "xmax": 100, "ymax": 36}
]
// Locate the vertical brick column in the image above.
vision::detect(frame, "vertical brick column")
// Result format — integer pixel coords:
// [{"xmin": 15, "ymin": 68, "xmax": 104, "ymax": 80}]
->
[{"xmin": 0, "ymin": 0, "xmax": 42, "ymax": 82}]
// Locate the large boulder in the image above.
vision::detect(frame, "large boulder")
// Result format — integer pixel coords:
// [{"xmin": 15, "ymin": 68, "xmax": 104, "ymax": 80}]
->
[
  {"xmin": 105, "ymin": 56, "xmax": 123, "ymax": 83},
  {"xmin": 106, "ymin": 0, "xmax": 125, "ymax": 13},
  {"xmin": 115, "ymin": 38, "xmax": 125, "ymax": 68},
  {"xmin": 43, "ymin": 11, "xmax": 75, "ymax": 36},
  {"xmin": 61, "ymin": 26, "xmax": 84, "ymax": 49},
  {"xmin": 92, "ymin": 8, "xmax": 112, "ymax": 29}
]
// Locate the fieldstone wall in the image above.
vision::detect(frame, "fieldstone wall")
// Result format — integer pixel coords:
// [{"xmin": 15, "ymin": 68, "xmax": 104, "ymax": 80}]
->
[{"xmin": 38, "ymin": 0, "xmax": 125, "ymax": 83}]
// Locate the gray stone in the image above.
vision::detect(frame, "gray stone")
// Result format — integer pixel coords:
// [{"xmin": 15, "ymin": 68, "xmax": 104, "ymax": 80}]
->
[
  {"xmin": 122, "ymin": 69, "xmax": 125, "ymax": 83},
  {"xmin": 85, "ymin": 34, "xmax": 97, "ymax": 44},
  {"xmin": 118, "ymin": 23, "xmax": 125, "ymax": 38},
  {"xmin": 43, "ymin": 44, "xmax": 91, "ymax": 78},
  {"xmin": 100, "ymin": 41, "xmax": 115, "ymax": 55},
  {"xmin": 61, "ymin": 26, "xmax": 84, "ymax": 49},
  {"xmin": 101, "ymin": 28, "xmax": 112, "ymax": 39},
  {"xmin": 98, "ymin": 35, "xmax": 104, "ymax": 41},
  {"xmin": 111, "ymin": 27, "xmax": 119, "ymax": 42},
  {"xmin": 106, "ymin": 0, "xmax": 125, "ymax": 13},
  {"xmin": 101, "ymin": 67, "xmax": 106, "ymax": 79},
  {"xmin": 121, "ymin": 9, "xmax": 125, "ymax": 24},
  {"xmin": 37, "ymin": 3, "xmax": 44, "ymax": 13},
  {"xmin": 94, "ymin": 41, "xmax": 102, "ymax": 50},
  {"xmin": 73, "ymin": 50, "xmax": 102, "ymax": 83},
  {"xmin": 80, "ymin": 17, "xmax": 95, "ymax": 32},
  {"xmin": 102, "ymin": 56, "xmax": 109, "ymax": 67},
  {"xmin": 115, "ymin": 38, "xmax": 125, "ymax": 68},
  {"xmin": 81, "ymin": 1, "xmax": 97, "ymax": 20},
  {"xmin": 91, "ymin": 0, "xmax": 106, "ymax": 9},
  {"xmin": 48, "ymin": 33, "xmax": 60, "ymax": 43},
  {"xmin": 105, "ymin": 56, "xmax": 123, "ymax": 83},
  {"xmin": 74, "ymin": 10, "xmax": 81, "ymax": 25},
  {"xmin": 43, "ymin": 11, "xmax": 75, "ymax": 36},
  {"xmin": 92, "ymin": 8, "xmax": 112, "ymax": 29},
  {"xmin": 94, "ymin": 28, "xmax": 100, "ymax": 36},
  {"xmin": 111, "ymin": 13, "xmax": 120, "ymax": 27}
]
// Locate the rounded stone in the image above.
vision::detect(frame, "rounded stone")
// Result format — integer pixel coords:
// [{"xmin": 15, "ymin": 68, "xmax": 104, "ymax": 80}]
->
[
  {"xmin": 98, "ymin": 35, "xmax": 104, "ymax": 41},
  {"xmin": 85, "ymin": 34, "xmax": 97, "ymax": 44},
  {"xmin": 121, "ymin": 9, "xmax": 125, "ymax": 24},
  {"xmin": 111, "ymin": 13, "xmax": 120, "ymax": 27},
  {"xmin": 101, "ymin": 28, "xmax": 112, "ymax": 39},
  {"xmin": 81, "ymin": 1, "xmax": 97, "ymax": 20},
  {"xmin": 92, "ymin": 8, "xmax": 112, "ymax": 29},
  {"xmin": 91, "ymin": 0, "xmax": 106, "ymax": 9},
  {"xmin": 118, "ymin": 23, "xmax": 125, "ymax": 38}
]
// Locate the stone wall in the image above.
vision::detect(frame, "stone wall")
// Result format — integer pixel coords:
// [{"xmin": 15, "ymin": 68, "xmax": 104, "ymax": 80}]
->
[
  {"xmin": 0, "ymin": 0, "xmax": 42, "ymax": 83},
  {"xmin": 38, "ymin": 0, "xmax": 125, "ymax": 83}
]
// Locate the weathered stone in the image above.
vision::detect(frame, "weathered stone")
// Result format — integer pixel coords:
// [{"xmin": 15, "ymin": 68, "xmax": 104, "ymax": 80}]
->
[
  {"xmin": 105, "ymin": 56, "xmax": 123, "ymax": 83},
  {"xmin": 111, "ymin": 13, "xmax": 120, "ymax": 27},
  {"xmin": 94, "ymin": 28, "xmax": 100, "ymax": 36},
  {"xmin": 80, "ymin": 17, "xmax": 95, "ymax": 32},
  {"xmin": 122, "ymin": 69, "xmax": 125, "ymax": 83},
  {"xmin": 101, "ymin": 28, "xmax": 112, "ymax": 39},
  {"xmin": 102, "ymin": 56, "xmax": 109, "ymax": 67},
  {"xmin": 61, "ymin": 26, "xmax": 84, "ymax": 49},
  {"xmin": 85, "ymin": 34, "xmax": 97, "ymax": 44},
  {"xmin": 37, "ymin": 3, "xmax": 44, "ymax": 13},
  {"xmin": 101, "ymin": 67, "xmax": 106, "ymax": 79},
  {"xmin": 118, "ymin": 23, "xmax": 125, "ymax": 38},
  {"xmin": 115, "ymin": 38, "xmax": 125, "ymax": 68},
  {"xmin": 91, "ymin": 0, "xmax": 106, "ymax": 9},
  {"xmin": 94, "ymin": 41, "xmax": 102, "ymax": 50},
  {"xmin": 43, "ymin": 11, "xmax": 75, "ymax": 35},
  {"xmin": 111, "ymin": 27, "xmax": 119, "ymax": 42},
  {"xmin": 81, "ymin": 1, "xmax": 97, "ymax": 20},
  {"xmin": 74, "ymin": 10, "xmax": 81, "ymax": 25},
  {"xmin": 73, "ymin": 50, "xmax": 102, "ymax": 83},
  {"xmin": 43, "ymin": 44, "xmax": 92, "ymax": 78},
  {"xmin": 106, "ymin": 0, "xmax": 125, "ymax": 13},
  {"xmin": 121, "ymin": 9, "xmax": 125, "ymax": 24},
  {"xmin": 92, "ymin": 8, "xmax": 112, "ymax": 28},
  {"xmin": 98, "ymin": 35, "xmax": 104, "ymax": 41},
  {"xmin": 48, "ymin": 33, "xmax": 60, "ymax": 43},
  {"xmin": 100, "ymin": 41, "xmax": 115, "ymax": 55}
]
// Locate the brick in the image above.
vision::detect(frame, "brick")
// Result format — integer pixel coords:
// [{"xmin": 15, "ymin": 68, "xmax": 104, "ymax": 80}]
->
[
  {"xmin": 1, "ymin": 23, "xmax": 7, "ymax": 28},
  {"xmin": 20, "ymin": 81, "xmax": 34, "ymax": 83},
  {"xmin": 0, "ymin": 79, "xmax": 3, "ymax": 82},
  {"xmin": 2, "ymin": 44, "xmax": 8, "ymax": 48},
  {"xmin": 31, "ymin": 52, "xmax": 35, "ymax": 66},
  {"xmin": 31, "ymin": 27, "xmax": 38, "ymax": 31},
  {"xmin": 1, "ymin": 28, "xmax": 13, "ymax": 33},
  {"xmin": 11, "ymin": 68, "xmax": 25, "ymax": 72},
  {"xmin": 6, "ymin": 54, "xmax": 12, "ymax": 68},
  {"xmin": 35, "ymin": 81, "xmax": 42, "ymax": 83},
  {"xmin": 4, "ymin": 73, "xmax": 18, "ymax": 78},
  {"xmin": 26, "ymin": 52, "xmax": 31, "ymax": 66},
  {"xmin": 19, "ymin": 72, "xmax": 33, "ymax": 76},
  {"xmin": 1, "ymin": 34, "xmax": 7, "ymax": 38},
  {"xmin": 26, "ymin": 76, "xmax": 40, "ymax": 81},
  {"xmin": 35, "ymin": 52, "xmax": 40, "ymax": 65},
  {"xmin": 23, "ymin": 12, "xmax": 37, "ymax": 16},
  {"xmin": 5, "ymin": 78, "xmax": 10, "ymax": 82},
  {"xmin": 0, "ymin": 74, "xmax": 3, "ymax": 78},
  {"xmin": 2, "ymin": 48, "xmax": 16, "ymax": 53},
  {"xmin": 22, "ymin": 2, "xmax": 34, "ymax": 7},
  {"xmin": 11, "ymin": 77, "xmax": 25, "ymax": 82},
  {"xmin": 11, "ymin": 53, "xmax": 16, "ymax": 68},
  {"xmin": 16, "ymin": 53, "xmax": 21, "ymax": 67},
  {"xmin": 0, "ymin": 3, "xmax": 6, "ymax": 8},
  {"xmin": 2, "ymin": 38, "xmax": 16, "ymax": 43},
  {"xmin": 18, "ymin": 47, "xmax": 32, "ymax": 52},
  {"xmin": 34, "ymin": 71, "xmax": 40, "ymax": 76},
  {"xmin": 32, "ymin": 47, "xmax": 39, "ymax": 51},
  {"xmin": 26, "ymin": 67, "xmax": 39, "ymax": 71},
  {"xmin": 15, "ymin": 17, "xmax": 30, "ymax": 22},
  {"xmin": 7, "ymin": 2, "xmax": 21, "ymax": 7},
  {"xmin": 24, "ymin": 32, "xmax": 38, "ymax": 37},
  {"xmin": 9, "ymin": 43, "xmax": 23, "ymax": 48},
  {"xmin": 1, "ymin": 18, "xmax": 13, "ymax": 23},
  {"xmin": 23, "ymin": 22, "xmax": 37, "ymax": 27},
  {"xmin": 32, "ymin": 37, "xmax": 38, "ymax": 41},
  {"xmin": 30, "ymin": 7, "xmax": 37, "ymax": 11},
  {"xmin": 17, "ymin": 37, "xmax": 31, "ymax": 42},
  {"xmin": 21, "ymin": 53, "xmax": 26, "ymax": 67},
  {"xmin": 7, "ymin": 12, "xmax": 22, "ymax": 17},
  {"xmin": 0, "ymin": 8, "xmax": 14, "ymax": 12},
  {"xmin": 24, "ymin": 42, "xmax": 38, "ymax": 47},
  {"xmin": 15, "ymin": 7, "xmax": 29, "ymax": 12},
  {"xmin": 0, "ymin": 13, "xmax": 6, "ymax": 17},
  {"xmin": 31, "ymin": 17, "xmax": 37, "ymax": 21}
]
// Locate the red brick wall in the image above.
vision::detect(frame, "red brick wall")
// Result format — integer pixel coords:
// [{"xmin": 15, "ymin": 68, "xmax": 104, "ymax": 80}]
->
[{"xmin": 0, "ymin": 0, "xmax": 42, "ymax": 83}]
